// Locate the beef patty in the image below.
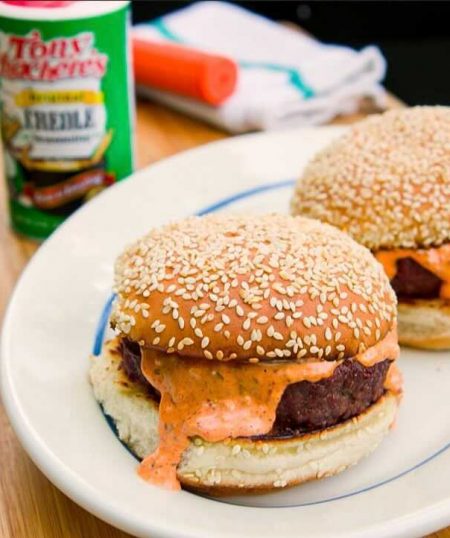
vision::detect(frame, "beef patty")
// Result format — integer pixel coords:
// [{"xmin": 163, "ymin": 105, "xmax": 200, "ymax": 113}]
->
[
  {"xmin": 390, "ymin": 257, "xmax": 442, "ymax": 300},
  {"xmin": 119, "ymin": 338, "xmax": 390, "ymax": 439}
]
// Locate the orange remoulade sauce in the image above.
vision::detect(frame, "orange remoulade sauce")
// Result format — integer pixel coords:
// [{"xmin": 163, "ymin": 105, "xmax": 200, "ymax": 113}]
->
[
  {"xmin": 138, "ymin": 330, "xmax": 400, "ymax": 490},
  {"xmin": 375, "ymin": 243, "xmax": 450, "ymax": 300}
]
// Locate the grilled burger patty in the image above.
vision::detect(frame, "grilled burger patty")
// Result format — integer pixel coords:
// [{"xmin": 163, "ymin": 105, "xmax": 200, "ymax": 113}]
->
[
  {"xmin": 390, "ymin": 257, "xmax": 442, "ymax": 300},
  {"xmin": 119, "ymin": 338, "xmax": 391, "ymax": 438}
]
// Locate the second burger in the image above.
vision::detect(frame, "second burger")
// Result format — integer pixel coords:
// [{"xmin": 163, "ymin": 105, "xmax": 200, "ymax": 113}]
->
[{"xmin": 291, "ymin": 107, "xmax": 450, "ymax": 350}]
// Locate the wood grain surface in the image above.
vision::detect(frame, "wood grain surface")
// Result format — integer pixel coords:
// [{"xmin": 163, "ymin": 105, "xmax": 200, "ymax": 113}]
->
[{"xmin": 1, "ymin": 96, "xmax": 448, "ymax": 538}]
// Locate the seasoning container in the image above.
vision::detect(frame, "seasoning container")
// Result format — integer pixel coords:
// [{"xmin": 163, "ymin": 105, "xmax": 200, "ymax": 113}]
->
[{"xmin": 0, "ymin": 0, "xmax": 134, "ymax": 240}]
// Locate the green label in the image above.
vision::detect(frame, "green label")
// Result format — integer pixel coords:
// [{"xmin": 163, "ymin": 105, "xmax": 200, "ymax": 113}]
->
[{"xmin": 0, "ymin": 3, "xmax": 134, "ymax": 240}]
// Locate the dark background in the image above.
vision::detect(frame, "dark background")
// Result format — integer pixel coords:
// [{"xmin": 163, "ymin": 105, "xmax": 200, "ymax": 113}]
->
[{"xmin": 131, "ymin": 1, "xmax": 450, "ymax": 106}]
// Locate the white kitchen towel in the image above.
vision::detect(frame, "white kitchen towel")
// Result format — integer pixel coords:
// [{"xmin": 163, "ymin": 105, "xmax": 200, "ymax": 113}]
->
[{"xmin": 133, "ymin": 1, "xmax": 387, "ymax": 132}]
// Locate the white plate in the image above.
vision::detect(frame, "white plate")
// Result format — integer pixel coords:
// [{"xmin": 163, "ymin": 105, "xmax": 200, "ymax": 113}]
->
[{"xmin": 2, "ymin": 127, "xmax": 450, "ymax": 538}]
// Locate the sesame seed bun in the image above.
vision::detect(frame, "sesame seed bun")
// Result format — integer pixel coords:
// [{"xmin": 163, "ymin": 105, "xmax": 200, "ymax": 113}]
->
[
  {"xmin": 291, "ymin": 106, "xmax": 450, "ymax": 250},
  {"xmin": 111, "ymin": 214, "xmax": 396, "ymax": 362},
  {"xmin": 90, "ymin": 340, "xmax": 398, "ymax": 494},
  {"xmin": 397, "ymin": 299, "xmax": 450, "ymax": 350}
]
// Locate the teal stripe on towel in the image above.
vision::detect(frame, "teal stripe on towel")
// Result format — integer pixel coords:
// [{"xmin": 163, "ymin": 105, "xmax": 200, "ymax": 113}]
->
[{"xmin": 150, "ymin": 17, "xmax": 185, "ymax": 43}]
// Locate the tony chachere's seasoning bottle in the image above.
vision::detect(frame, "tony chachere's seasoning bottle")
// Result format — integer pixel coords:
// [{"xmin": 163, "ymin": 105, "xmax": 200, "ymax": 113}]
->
[{"xmin": 0, "ymin": 0, "xmax": 134, "ymax": 239}]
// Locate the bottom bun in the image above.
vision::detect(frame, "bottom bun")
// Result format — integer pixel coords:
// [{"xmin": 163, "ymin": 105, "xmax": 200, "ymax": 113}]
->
[
  {"xmin": 90, "ymin": 338, "xmax": 398, "ymax": 494},
  {"xmin": 398, "ymin": 299, "xmax": 450, "ymax": 350}
]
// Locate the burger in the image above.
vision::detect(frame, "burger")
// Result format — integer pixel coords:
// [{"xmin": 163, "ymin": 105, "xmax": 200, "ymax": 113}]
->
[
  {"xmin": 90, "ymin": 214, "xmax": 402, "ymax": 493},
  {"xmin": 291, "ymin": 106, "xmax": 450, "ymax": 350}
]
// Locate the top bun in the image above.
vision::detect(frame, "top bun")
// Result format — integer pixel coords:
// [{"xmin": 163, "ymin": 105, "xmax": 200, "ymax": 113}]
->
[
  {"xmin": 111, "ymin": 214, "xmax": 396, "ymax": 362},
  {"xmin": 291, "ymin": 106, "xmax": 450, "ymax": 250}
]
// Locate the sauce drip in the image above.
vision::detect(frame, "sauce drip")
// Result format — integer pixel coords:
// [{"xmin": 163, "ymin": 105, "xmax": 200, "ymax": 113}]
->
[
  {"xmin": 384, "ymin": 362, "xmax": 403, "ymax": 396},
  {"xmin": 375, "ymin": 244, "xmax": 450, "ymax": 299},
  {"xmin": 356, "ymin": 329, "xmax": 399, "ymax": 367},
  {"xmin": 139, "ymin": 352, "xmax": 339, "ymax": 489},
  {"xmin": 138, "ymin": 329, "xmax": 399, "ymax": 490}
]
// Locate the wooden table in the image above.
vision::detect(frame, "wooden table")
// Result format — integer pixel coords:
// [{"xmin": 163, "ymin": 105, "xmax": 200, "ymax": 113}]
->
[{"xmin": 0, "ymin": 96, "xmax": 448, "ymax": 538}]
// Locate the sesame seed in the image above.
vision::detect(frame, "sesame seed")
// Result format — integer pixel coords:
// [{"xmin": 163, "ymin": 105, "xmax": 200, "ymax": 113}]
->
[
  {"xmin": 251, "ymin": 329, "xmax": 260, "ymax": 342},
  {"xmin": 232, "ymin": 444, "xmax": 241, "ymax": 455}
]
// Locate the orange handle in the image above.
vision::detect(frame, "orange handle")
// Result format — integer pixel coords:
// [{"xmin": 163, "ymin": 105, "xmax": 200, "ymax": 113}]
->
[{"xmin": 132, "ymin": 38, "xmax": 238, "ymax": 106}]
